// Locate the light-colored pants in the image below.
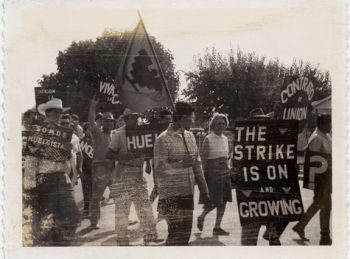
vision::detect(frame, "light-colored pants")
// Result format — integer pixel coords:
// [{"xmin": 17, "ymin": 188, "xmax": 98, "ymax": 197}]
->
[{"xmin": 110, "ymin": 164, "xmax": 156, "ymax": 244}]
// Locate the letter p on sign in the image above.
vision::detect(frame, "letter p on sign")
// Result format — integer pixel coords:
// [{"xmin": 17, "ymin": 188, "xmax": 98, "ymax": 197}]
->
[{"xmin": 308, "ymin": 155, "xmax": 328, "ymax": 189}]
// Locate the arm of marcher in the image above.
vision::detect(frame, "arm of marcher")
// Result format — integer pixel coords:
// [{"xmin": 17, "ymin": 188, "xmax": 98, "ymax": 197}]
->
[
  {"xmin": 88, "ymin": 96, "xmax": 98, "ymax": 129},
  {"xmin": 200, "ymin": 137, "xmax": 209, "ymax": 170},
  {"xmin": 153, "ymin": 137, "xmax": 183, "ymax": 174},
  {"xmin": 192, "ymin": 136, "xmax": 209, "ymax": 196},
  {"xmin": 106, "ymin": 148, "xmax": 135, "ymax": 161}
]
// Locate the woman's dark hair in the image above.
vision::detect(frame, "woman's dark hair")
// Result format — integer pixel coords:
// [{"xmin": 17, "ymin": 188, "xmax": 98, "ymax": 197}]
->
[
  {"xmin": 172, "ymin": 102, "xmax": 194, "ymax": 122},
  {"xmin": 316, "ymin": 114, "xmax": 331, "ymax": 131}
]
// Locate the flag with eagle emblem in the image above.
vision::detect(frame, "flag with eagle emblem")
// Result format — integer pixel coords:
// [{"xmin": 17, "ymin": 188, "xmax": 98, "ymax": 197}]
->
[{"xmin": 118, "ymin": 17, "xmax": 174, "ymax": 112}]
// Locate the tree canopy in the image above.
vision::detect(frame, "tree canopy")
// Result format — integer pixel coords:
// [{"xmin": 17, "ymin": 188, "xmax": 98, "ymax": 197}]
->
[
  {"xmin": 38, "ymin": 29, "xmax": 179, "ymax": 121},
  {"xmin": 183, "ymin": 47, "xmax": 331, "ymax": 124}
]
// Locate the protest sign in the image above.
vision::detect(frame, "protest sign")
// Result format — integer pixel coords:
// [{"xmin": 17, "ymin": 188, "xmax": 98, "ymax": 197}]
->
[
  {"xmin": 34, "ymin": 87, "xmax": 66, "ymax": 107},
  {"xmin": 279, "ymin": 76, "xmax": 314, "ymax": 132},
  {"xmin": 79, "ymin": 138, "xmax": 94, "ymax": 160},
  {"xmin": 23, "ymin": 122, "xmax": 73, "ymax": 162},
  {"xmin": 125, "ymin": 123, "xmax": 167, "ymax": 157},
  {"xmin": 233, "ymin": 120, "xmax": 303, "ymax": 225},
  {"xmin": 303, "ymin": 151, "xmax": 332, "ymax": 191},
  {"xmin": 97, "ymin": 81, "xmax": 120, "ymax": 105}
]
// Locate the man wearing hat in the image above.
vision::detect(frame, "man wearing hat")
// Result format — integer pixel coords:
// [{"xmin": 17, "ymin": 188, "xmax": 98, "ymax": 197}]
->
[
  {"xmin": 107, "ymin": 108, "xmax": 161, "ymax": 245},
  {"xmin": 293, "ymin": 114, "xmax": 332, "ymax": 245},
  {"xmin": 24, "ymin": 98, "xmax": 80, "ymax": 246},
  {"xmin": 88, "ymin": 96, "xmax": 116, "ymax": 229}
]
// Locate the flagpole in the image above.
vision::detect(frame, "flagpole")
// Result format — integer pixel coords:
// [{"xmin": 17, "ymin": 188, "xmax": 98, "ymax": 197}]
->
[{"xmin": 137, "ymin": 11, "xmax": 175, "ymax": 110}]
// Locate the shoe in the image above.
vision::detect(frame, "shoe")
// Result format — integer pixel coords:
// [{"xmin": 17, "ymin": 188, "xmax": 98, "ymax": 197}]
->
[
  {"xmin": 128, "ymin": 219, "xmax": 138, "ymax": 226},
  {"xmin": 269, "ymin": 238, "xmax": 281, "ymax": 246},
  {"xmin": 144, "ymin": 234, "xmax": 164, "ymax": 245},
  {"xmin": 320, "ymin": 235, "xmax": 332, "ymax": 245},
  {"xmin": 213, "ymin": 227, "xmax": 230, "ymax": 236},
  {"xmin": 197, "ymin": 215, "xmax": 204, "ymax": 231},
  {"xmin": 292, "ymin": 225, "xmax": 309, "ymax": 241},
  {"xmin": 89, "ymin": 224, "xmax": 100, "ymax": 230}
]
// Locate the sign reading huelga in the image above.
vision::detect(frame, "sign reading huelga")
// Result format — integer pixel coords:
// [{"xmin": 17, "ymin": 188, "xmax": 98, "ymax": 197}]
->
[
  {"xmin": 125, "ymin": 124, "xmax": 168, "ymax": 157},
  {"xmin": 233, "ymin": 120, "xmax": 303, "ymax": 225},
  {"xmin": 23, "ymin": 123, "xmax": 73, "ymax": 161}
]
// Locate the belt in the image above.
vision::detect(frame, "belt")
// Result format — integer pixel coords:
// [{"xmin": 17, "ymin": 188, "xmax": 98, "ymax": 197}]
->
[
  {"xmin": 37, "ymin": 171, "xmax": 66, "ymax": 175},
  {"xmin": 118, "ymin": 162, "xmax": 142, "ymax": 168}
]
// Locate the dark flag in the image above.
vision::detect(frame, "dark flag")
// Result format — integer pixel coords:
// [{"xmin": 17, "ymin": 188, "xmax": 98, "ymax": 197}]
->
[{"xmin": 118, "ymin": 13, "xmax": 174, "ymax": 112}]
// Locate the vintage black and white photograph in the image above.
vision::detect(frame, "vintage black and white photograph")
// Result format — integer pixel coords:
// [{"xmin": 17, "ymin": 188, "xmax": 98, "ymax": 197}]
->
[{"xmin": 3, "ymin": 0, "xmax": 347, "ymax": 258}]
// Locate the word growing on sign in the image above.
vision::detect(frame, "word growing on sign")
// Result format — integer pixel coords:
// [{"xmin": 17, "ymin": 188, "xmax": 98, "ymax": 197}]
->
[
  {"xmin": 80, "ymin": 141, "xmax": 93, "ymax": 159},
  {"xmin": 126, "ymin": 133, "xmax": 159, "ymax": 150},
  {"xmin": 99, "ymin": 81, "xmax": 120, "ymax": 104},
  {"xmin": 239, "ymin": 199, "xmax": 303, "ymax": 218},
  {"xmin": 281, "ymin": 77, "xmax": 314, "ymax": 104}
]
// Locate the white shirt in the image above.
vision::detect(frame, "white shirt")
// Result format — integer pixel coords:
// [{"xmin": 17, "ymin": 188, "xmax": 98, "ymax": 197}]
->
[{"xmin": 206, "ymin": 132, "xmax": 229, "ymax": 159}]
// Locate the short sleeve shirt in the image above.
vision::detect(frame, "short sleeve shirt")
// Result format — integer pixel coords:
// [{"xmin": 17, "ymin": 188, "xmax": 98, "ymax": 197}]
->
[{"xmin": 109, "ymin": 126, "xmax": 144, "ymax": 166}]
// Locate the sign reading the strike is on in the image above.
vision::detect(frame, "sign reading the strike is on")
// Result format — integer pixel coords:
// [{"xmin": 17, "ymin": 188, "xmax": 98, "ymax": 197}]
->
[{"xmin": 233, "ymin": 120, "xmax": 303, "ymax": 225}]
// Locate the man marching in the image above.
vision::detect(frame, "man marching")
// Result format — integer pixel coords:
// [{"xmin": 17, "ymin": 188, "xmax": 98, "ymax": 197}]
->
[
  {"xmin": 293, "ymin": 114, "xmax": 332, "ymax": 245},
  {"xmin": 24, "ymin": 98, "xmax": 80, "ymax": 246},
  {"xmin": 88, "ymin": 96, "xmax": 116, "ymax": 229},
  {"xmin": 107, "ymin": 108, "xmax": 161, "ymax": 245}
]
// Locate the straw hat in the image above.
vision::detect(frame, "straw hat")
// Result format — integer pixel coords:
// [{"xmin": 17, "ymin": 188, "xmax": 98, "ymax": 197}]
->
[
  {"xmin": 101, "ymin": 112, "xmax": 115, "ymax": 121},
  {"xmin": 37, "ymin": 98, "xmax": 70, "ymax": 115}
]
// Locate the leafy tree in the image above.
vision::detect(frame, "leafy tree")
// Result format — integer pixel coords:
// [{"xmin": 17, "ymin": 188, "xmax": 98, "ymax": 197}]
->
[
  {"xmin": 184, "ymin": 47, "xmax": 331, "ymax": 124},
  {"xmin": 38, "ymin": 29, "xmax": 179, "ymax": 121}
]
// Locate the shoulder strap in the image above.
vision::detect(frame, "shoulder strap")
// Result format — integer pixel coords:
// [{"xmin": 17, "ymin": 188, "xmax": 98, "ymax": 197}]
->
[{"xmin": 181, "ymin": 131, "xmax": 190, "ymax": 155}]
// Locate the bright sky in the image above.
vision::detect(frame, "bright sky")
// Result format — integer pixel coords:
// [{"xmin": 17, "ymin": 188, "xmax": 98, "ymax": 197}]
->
[{"xmin": 5, "ymin": 0, "xmax": 341, "ymax": 113}]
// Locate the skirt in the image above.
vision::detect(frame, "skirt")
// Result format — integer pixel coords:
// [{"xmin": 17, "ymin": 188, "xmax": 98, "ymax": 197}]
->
[{"xmin": 199, "ymin": 157, "xmax": 232, "ymax": 206}]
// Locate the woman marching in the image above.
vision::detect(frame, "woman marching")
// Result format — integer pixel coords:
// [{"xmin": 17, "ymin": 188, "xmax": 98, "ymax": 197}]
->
[{"xmin": 197, "ymin": 112, "xmax": 232, "ymax": 236}]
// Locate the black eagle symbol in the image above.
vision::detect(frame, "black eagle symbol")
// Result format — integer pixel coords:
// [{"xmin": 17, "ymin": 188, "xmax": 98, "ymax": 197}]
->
[{"xmin": 128, "ymin": 49, "xmax": 163, "ymax": 93}]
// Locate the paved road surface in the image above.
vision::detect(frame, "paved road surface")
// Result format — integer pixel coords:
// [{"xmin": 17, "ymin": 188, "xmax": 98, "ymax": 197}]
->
[{"xmin": 73, "ymin": 171, "xmax": 326, "ymax": 246}]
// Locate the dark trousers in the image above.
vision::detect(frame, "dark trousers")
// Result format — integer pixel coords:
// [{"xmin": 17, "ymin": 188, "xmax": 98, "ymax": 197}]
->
[
  {"xmin": 81, "ymin": 163, "xmax": 92, "ymax": 213},
  {"xmin": 159, "ymin": 195, "xmax": 194, "ymax": 246},
  {"xmin": 296, "ymin": 188, "xmax": 331, "ymax": 236},
  {"xmin": 241, "ymin": 222, "xmax": 288, "ymax": 246},
  {"xmin": 90, "ymin": 163, "xmax": 113, "ymax": 225},
  {"xmin": 34, "ymin": 172, "xmax": 80, "ymax": 246}
]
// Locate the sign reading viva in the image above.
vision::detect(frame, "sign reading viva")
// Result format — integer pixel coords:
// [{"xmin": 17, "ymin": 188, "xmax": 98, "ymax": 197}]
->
[
  {"xmin": 98, "ymin": 81, "xmax": 120, "ymax": 105},
  {"xmin": 280, "ymin": 76, "xmax": 314, "ymax": 122}
]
